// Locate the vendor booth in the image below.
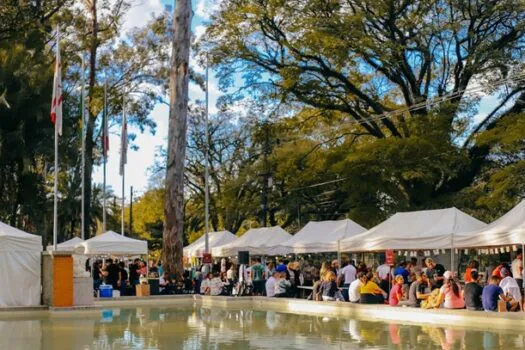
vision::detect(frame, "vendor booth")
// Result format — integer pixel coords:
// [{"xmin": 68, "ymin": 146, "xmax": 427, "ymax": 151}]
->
[
  {"xmin": 46, "ymin": 236, "xmax": 84, "ymax": 252},
  {"xmin": 271, "ymin": 219, "xmax": 367, "ymax": 255},
  {"xmin": 184, "ymin": 231, "xmax": 237, "ymax": 257},
  {"xmin": 212, "ymin": 226, "xmax": 291, "ymax": 257},
  {"xmin": 75, "ymin": 230, "xmax": 148, "ymax": 256},
  {"xmin": 0, "ymin": 221, "xmax": 42, "ymax": 307},
  {"xmin": 340, "ymin": 207, "xmax": 486, "ymax": 252}
]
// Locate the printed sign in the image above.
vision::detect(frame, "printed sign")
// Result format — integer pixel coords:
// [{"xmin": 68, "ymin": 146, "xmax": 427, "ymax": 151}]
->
[
  {"xmin": 202, "ymin": 253, "xmax": 212, "ymax": 264},
  {"xmin": 385, "ymin": 249, "xmax": 394, "ymax": 265}
]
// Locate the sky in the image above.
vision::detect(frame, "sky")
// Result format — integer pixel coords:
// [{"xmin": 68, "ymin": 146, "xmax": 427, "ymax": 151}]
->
[
  {"xmin": 94, "ymin": 0, "xmax": 506, "ymax": 198},
  {"xmin": 93, "ymin": 0, "xmax": 221, "ymax": 196}
]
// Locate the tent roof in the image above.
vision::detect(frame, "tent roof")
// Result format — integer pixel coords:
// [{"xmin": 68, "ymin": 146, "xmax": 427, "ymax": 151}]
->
[
  {"xmin": 340, "ymin": 207, "xmax": 486, "ymax": 251},
  {"xmin": 183, "ymin": 231, "xmax": 237, "ymax": 257},
  {"xmin": 76, "ymin": 231, "xmax": 148, "ymax": 256},
  {"xmin": 212, "ymin": 226, "xmax": 292, "ymax": 257},
  {"xmin": 47, "ymin": 237, "xmax": 84, "ymax": 252},
  {"xmin": 272, "ymin": 219, "xmax": 367, "ymax": 254},
  {"xmin": 454, "ymin": 200, "xmax": 525, "ymax": 247},
  {"xmin": 0, "ymin": 221, "xmax": 41, "ymax": 252}
]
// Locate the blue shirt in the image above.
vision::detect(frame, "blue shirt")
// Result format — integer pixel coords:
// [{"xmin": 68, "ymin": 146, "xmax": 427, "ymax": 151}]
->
[
  {"xmin": 394, "ymin": 267, "xmax": 410, "ymax": 284},
  {"xmin": 482, "ymin": 284, "xmax": 504, "ymax": 311}
]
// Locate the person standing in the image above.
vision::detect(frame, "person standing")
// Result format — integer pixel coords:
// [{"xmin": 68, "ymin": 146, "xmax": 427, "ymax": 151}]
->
[
  {"xmin": 129, "ymin": 259, "xmax": 140, "ymax": 286},
  {"xmin": 376, "ymin": 259, "xmax": 392, "ymax": 295},
  {"xmin": 101, "ymin": 259, "xmax": 119, "ymax": 290},
  {"xmin": 251, "ymin": 258, "xmax": 266, "ymax": 296},
  {"xmin": 512, "ymin": 250, "xmax": 523, "ymax": 289},
  {"xmin": 117, "ymin": 262, "xmax": 129, "ymax": 296},
  {"xmin": 424, "ymin": 258, "xmax": 445, "ymax": 289},
  {"xmin": 340, "ymin": 261, "xmax": 357, "ymax": 302}
]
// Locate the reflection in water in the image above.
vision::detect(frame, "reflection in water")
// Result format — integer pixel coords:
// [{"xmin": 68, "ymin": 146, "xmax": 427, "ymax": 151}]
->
[{"xmin": 0, "ymin": 306, "xmax": 524, "ymax": 349}]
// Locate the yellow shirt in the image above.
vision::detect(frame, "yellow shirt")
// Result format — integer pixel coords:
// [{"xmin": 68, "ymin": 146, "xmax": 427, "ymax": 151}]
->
[{"xmin": 360, "ymin": 281, "xmax": 381, "ymax": 294}]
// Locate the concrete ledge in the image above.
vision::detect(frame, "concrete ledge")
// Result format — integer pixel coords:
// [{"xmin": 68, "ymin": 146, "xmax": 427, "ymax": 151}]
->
[{"xmin": 2, "ymin": 295, "xmax": 525, "ymax": 331}]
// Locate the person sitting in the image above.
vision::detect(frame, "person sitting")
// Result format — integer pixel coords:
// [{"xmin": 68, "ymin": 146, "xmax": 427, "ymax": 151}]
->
[
  {"xmin": 464, "ymin": 270, "xmax": 483, "ymax": 311},
  {"xmin": 499, "ymin": 268, "xmax": 522, "ymax": 310},
  {"xmin": 159, "ymin": 272, "xmax": 174, "ymax": 294},
  {"xmin": 318, "ymin": 271, "xmax": 340, "ymax": 301},
  {"xmin": 265, "ymin": 271, "xmax": 278, "ymax": 297},
  {"xmin": 483, "ymin": 275, "xmax": 519, "ymax": 312},
  {"xmin": 348, "ymin": 272, "xmax": 363, "ymax": 303},
  {"xmin": 389, "ymin": 275, "xmax": 405, "ymax": 306},
  {"xmin": 405, "ymin": 272, "xmax": 430, "ymax": 307},
  {"xmin": 360, "ymin": 272, "xmax": 387, "ymax": 304},
  {"xmin": 207, "ymin": 271, "xmax": 226, "ymax": 296},
  {"xmin": 274, "ymin": 272, "xmax": 291, "ymax": 298},
  {"xmin": 200, "ymin": 273, "xmax": 212, "ymax": 295},
  {"xmin": 437, "ymin": 271, "xmax": 465, "ymax": 309}
]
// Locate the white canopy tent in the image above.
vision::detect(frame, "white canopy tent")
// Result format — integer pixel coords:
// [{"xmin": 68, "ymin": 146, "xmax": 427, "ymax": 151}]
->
[
  {"xmin": 454, "ymin": 200, "xmax": 525, "ymax": 247},
  {"xmin": 212, "ymin": 226, "xmax": 292, "ymax": 257},
  {"xmin": 271, "ymin": 219, "xmax": 367, "ymax": 255},
  {"xmin": 183, "ymin": 231, "xmax": 237, "ymax": 257},
  {"xmin": 46, "ymin": 236, "xmax": 84, "ymax": 252},
  {"xmin": 0, "ymin": 221, "xmax": 42, "ymax": 307},
  {"xmin": 76, "ymin": 231, "xmax": 148, "ymax": 256},
  {"xmin": 340, "ymin": 207, "xmax": 486, "ymax": 252}
]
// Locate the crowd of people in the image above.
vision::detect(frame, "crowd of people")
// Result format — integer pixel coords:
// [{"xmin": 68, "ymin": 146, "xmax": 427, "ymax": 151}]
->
[
  {"xmin": 191, "ymin": 251, "xmax": 524, "ymax": 313},
  {"xmin": 90, "ymin": 251, "xmax": 524, "ymax": 313}
]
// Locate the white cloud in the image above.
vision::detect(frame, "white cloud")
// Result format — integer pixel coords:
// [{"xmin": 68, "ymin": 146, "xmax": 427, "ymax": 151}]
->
[
  {"xmin": 122, "ymin": 0, "xmax": 165, "ymax": 33},
  {"xmin": 194, "ymin": 0, "xmax": 223, "ymax": 20}
]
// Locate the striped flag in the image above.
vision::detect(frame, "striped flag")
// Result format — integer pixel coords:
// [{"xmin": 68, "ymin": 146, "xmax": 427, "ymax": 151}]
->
[
  {"xmin": 50, "ymin": 27, "xmax": 63, "ymax": 136},
  {"xmin": 119, "ymin": 104, "xmax": 128, "ymax": 176}
]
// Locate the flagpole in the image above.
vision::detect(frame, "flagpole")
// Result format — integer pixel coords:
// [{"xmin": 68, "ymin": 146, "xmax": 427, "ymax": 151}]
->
[
  {"xmin": 53, "ymin": 26, "xmax": 60, "ymax": 251},
  {"xmin": 121, "ymin": 98, "xmax": 125, "ymax": 236},
  {"xmin": 81, "ymin": 56, "xmax": 86, "ymax": 240},
  {"xmin": 103, "ymin": 80, "xmax": 107, "ymax": 233},
  {"xmin": 204, "ymin": 55, "xmax": 210, "ymax": 254}
]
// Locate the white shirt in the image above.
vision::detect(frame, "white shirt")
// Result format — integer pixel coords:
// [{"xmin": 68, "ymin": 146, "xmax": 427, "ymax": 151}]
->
[
  {"xmin": 340, "ymin": 264, "xmax": 357, "ymax": 285},
  {"xmin": 512, "ymin": 258, "xmax": 523, "ymax": 280},
  {"xmin": 348, "ymin": 279, "xmax": 361, "ymax": 302},
  {"xmin": 376, "ymin": 264, "xmax": 391, "ymax": 280},
  {"xmin": 200, "ymin": 278, "xmax": 210, "ymax": 294},
  {"xmin": 500, "ymin": 276, "xmax": 521, "ymax": 302},
  {"xmin": 226, "ymin": 269, "xmax": 235, "ymax": 280},
  {"xmin": 208, "ymin": 277, "xmax": 224, "ymax": 296},
  {"xmin": 159, "ymin": 276, "xmax": 169, "ymax": 291},
  {"xmin": 265, "ymin": 276, "xmax": 276, "ymax": 297}
]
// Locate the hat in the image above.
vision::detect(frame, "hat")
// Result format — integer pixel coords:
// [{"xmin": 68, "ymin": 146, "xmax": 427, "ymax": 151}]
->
[{"xmin": 443, "ymin": 271, "xmax": 453, "ymax": 280}]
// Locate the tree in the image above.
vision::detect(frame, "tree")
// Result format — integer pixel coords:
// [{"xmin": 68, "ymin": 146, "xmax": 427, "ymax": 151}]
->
[
  {"xmin": 163, "ymin": 0, "xmax": 192, "ymax": 275},
  {"xmin": 203, "ymin": 0, "xmax": 525, "ymax": 220}
]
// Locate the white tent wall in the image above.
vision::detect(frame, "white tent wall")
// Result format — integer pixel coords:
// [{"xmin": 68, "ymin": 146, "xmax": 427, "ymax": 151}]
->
[
  {"xmin": 183, "ymin": 231, "xmax": 237, "ymax": 257},
  {"xmin": 46, "ymin": 236, "xmax": 84, "ymax": 252},
  {"xmin": 340, "ymin": 207, "xmax": 486, "ymax": 252},
  {"xmin": 212, "ymin": 226, "xmax": 292, "ymax": 257},
  {"xmin": 0, "ymin": 222, "xmax": 42, "ymax": 307},
  {"xmin": 271, "ymin": 219, "xmax": 367, "ymax": 255}
]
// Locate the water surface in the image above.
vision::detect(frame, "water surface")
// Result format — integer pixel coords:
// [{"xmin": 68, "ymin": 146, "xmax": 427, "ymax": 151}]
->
[{"xmin": 0, "ymin": 305, "xmax": 523, "ymax": 349}]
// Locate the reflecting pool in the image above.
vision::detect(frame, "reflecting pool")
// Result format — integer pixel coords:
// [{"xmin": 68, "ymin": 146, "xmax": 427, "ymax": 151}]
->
[{"xmin": 0, "ymin": 305, "xmax": 524, "ymax": 349}]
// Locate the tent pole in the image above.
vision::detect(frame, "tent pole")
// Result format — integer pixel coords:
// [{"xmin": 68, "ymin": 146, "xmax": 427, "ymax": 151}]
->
[
  {"xmin": 522, "ymin": 243, "xmax": 524, "ymax": 290},
  {"xmin": 337, "ymin": 240, "xmax": 341, "ymax": 271}
]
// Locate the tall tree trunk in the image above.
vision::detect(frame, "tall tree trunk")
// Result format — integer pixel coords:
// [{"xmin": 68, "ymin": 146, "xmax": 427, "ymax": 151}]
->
[
  {"xmin": 163, "ymin": 0, "xmax": 192, "ymax": 275},
  {"xmin": 83, "ymin": 0, "xmax": 99, "ymax": 238}
]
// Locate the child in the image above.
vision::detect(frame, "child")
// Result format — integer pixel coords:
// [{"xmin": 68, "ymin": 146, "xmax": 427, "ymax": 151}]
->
[
  {"xmin": 389, "ymin": 275, "xmax": 404, "ymax": 306},
  {"xmin": 275, "ymin": 272, "xmax": 291, "ymax": 297}
]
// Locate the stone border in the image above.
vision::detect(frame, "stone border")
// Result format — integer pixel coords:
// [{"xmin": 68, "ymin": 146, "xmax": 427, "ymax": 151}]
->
[{"xmin": 2, "ymin": 295, "xmax": 525, "ymax": 331}]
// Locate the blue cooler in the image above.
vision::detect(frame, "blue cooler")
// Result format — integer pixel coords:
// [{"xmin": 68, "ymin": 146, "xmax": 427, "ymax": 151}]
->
[{"xmin": 99, "ymin": 284, "xmax": 113, "ymax": 298}]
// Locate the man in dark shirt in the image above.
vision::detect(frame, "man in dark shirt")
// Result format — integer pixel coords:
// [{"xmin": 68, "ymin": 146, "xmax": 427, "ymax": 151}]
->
[
  {"xmin": 102, "ymin": 259, "xmax": 120, "ymax": 289},
  {"xmin": 425, "ymin": 258, "xmax": 445, "ymax": 289},
  {"xmin": 129, "ymin": 258, "xmax": 140, "ymax": 286},
  {"xmin": 464, "ymin": 270, "xmax": 483, "ymax": 311}
]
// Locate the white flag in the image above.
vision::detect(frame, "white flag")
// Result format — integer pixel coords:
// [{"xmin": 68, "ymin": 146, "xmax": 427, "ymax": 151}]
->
[
  {"xmin": 119, "ymin": 107, "xmax": 128, "ymax": 176},
  {"xmin": 50, "ymin": 27, "xmax": 63, "ymax": 136}
]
